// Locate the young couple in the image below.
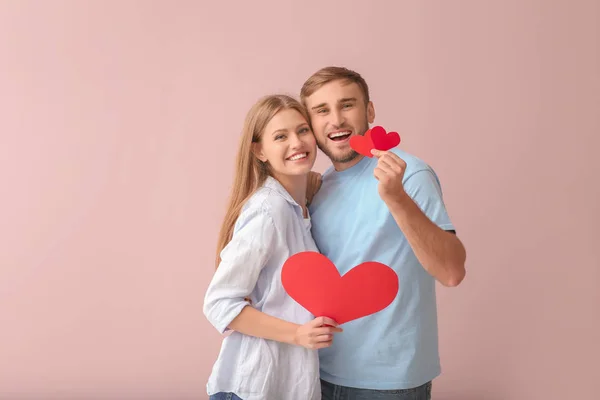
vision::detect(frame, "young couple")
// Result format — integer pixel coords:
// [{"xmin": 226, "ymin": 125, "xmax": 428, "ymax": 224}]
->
[{"xmin": 203, "ymin": 66, "xmax": 467, "ymax": 400}]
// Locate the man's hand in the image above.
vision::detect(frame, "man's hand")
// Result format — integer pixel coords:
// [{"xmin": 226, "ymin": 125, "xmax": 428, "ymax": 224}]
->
[
  {"xmin": 372, "ymin": 149, "xmax": 467, "ymax": 287},
  {"xmin": 306, "ymin": 171, "xmax": 322, "ymax": 206},
  {"xmin": 371, "ymin": 149, "xmax": 409, "ymax": 205}
]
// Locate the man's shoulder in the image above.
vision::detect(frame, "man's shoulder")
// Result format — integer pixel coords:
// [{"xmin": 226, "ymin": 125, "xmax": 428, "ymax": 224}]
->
[
  {"xmin": 390, "ymin": 148, "xmax": 433, "ymax": 176},
  {"xmin": 320, "ymin": 165, "xmax": 336, "ymax": 182}
]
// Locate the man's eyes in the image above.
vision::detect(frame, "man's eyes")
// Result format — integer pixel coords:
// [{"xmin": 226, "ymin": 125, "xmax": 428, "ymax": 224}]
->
[{"xmin": 316, "ymin": 104, "xmax": 352, "ymax": 114}]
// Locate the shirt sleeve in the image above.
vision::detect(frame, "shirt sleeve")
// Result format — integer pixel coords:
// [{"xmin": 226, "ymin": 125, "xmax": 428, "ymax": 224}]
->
[
  {"xmin": 403, "ymin": 168, "xmax": 455, "ymax": 232},
  {"xmin": 203, "ymin": 207, "xmax": 278, "ymax": 334}
]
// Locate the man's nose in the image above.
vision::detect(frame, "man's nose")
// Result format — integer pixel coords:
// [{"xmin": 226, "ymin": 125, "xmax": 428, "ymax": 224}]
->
[{"xmin": 331, "ymin": 109, "xmax": 345, "ymax": 127}]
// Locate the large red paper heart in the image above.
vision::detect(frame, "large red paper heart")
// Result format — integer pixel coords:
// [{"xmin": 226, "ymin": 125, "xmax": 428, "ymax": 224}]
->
[
  {"xmin": 371, "ymin": 126, "xmax": 401, "ymax": 151},
  {"xmin": 281, "ymin": 252, "xmax": 399, "ymax": 325},
  {"xmin": 349, "ymin": 128, "xmax": 375, "ymax": 157}
]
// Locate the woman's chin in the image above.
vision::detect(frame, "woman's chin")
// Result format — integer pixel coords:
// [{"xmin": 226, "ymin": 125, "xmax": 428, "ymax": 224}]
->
[{"xmin": 272, "ymin": 166, "xmax": 313, "ymax": 179}]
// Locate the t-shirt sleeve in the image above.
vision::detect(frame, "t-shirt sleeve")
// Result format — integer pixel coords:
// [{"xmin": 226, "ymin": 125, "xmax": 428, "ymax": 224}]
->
[
  {"xmin": 403, "ymin": 168, "xmax": 455, "ymax": 232},
  {"xmin": 203, "ymin": 207, "xmax": 278, "ymax": 333}
]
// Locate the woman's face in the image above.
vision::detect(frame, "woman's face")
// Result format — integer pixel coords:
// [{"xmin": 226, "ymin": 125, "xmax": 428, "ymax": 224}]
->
[{"xmin": 255, "ymin": 108, "xmax": 317, "ymax": 178}]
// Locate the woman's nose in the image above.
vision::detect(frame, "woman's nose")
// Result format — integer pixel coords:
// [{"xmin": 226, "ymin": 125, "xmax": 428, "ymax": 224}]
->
[{"xmin": 289, "ymin": 133, "xmax": 302, "ymax": 148}]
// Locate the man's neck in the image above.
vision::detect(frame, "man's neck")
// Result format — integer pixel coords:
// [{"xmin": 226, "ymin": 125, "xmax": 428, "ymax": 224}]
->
[{"xmin": 332, "ymin": 154, "xmax": 365, "ymax": 172}]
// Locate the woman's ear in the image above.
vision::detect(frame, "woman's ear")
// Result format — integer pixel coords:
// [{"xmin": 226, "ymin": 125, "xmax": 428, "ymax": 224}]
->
[{"xmin": 252, "ymin": 143, "xmax": 268, "ymax": 163}]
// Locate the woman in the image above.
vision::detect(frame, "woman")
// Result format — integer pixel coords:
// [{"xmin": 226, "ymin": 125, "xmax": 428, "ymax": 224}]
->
[{"xmin": 203, "ymin": 94, "xmax": 342, "ymax": 400}]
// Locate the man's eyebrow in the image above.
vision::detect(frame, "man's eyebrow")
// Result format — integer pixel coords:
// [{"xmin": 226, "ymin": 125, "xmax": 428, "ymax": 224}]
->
[
  {"xmin": 339, "ymin": 97, "xmax": 357, "ymax": 103},
  {"xmin": 311, "ymin": 103, "xmax": 327, "ymax": 110}
]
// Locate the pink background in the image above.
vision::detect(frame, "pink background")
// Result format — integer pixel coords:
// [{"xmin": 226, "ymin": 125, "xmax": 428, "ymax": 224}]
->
[{"xmin": 1, "ymin": 1, "xmax": 598, "ymax": 399}]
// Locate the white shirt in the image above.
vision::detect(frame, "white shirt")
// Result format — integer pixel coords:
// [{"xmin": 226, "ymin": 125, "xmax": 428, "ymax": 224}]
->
[{"xmin": 203, "ymin": 177, "xmax": 321, "ymax": 400}]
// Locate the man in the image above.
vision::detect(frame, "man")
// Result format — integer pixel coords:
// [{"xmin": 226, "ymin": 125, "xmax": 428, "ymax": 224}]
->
[{"xmin": 301, "ymin": 66, "xmax": 466, "ymax": 400}]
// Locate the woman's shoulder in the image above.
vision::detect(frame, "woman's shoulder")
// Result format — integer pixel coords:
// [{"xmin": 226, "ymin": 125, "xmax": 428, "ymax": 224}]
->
[
  {"xmin": 245, "ymin": 187, "xmax": 293, "ymax": 218},
  {"xmin": 240, "ymin": 177, "xmax": 302, "ymax": 230}
]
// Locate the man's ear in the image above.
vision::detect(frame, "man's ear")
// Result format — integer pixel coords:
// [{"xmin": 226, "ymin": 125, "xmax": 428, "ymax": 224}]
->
[
  {"xmin": 252, "ymin": 143, "xmax": 268, "ymax": 162},
  {"xmin": 367, "ymin": 101, "xmax": 375, "ymax": 124}
]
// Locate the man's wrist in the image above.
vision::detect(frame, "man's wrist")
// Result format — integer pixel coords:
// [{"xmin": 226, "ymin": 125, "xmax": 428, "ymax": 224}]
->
[{"xmin": 385, "ymin": 191, "xmax": 413, "ymax": 211}]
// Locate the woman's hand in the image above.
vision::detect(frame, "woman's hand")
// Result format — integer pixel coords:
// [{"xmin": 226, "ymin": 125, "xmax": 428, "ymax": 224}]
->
[{"xmin": 294, "ymin": 316, "xmax": 342, "ymax": 349}]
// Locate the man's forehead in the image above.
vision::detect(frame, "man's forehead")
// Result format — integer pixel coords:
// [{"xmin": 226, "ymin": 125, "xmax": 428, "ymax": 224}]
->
[{"xmin": 306, "ymin": 80, "xmax": 363, "ymax": 106}]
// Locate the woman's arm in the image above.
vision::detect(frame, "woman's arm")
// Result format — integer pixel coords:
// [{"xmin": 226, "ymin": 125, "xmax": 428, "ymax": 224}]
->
[
  {"xmin": 203, "ymin": 207, "xmax": 341, "ymax": 349},
  {"xmin": 228, "ymin": 307, "xmax": 341, "ymax": 349}
]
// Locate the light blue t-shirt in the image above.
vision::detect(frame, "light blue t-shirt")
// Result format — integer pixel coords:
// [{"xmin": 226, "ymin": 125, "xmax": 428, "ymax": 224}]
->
[{"xmin": 309, "ymin": 148, "xmax": 455, "ymax": 390}]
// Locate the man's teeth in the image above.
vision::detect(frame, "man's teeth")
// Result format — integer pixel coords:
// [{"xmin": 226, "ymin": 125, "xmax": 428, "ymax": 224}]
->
[
  {"xmin": 288, "ymin": 153, "xmax": 307, "ymax": 161},
  {"xmin": 329, "ymin": 131, "xmax": 351, "ymax": 139}
]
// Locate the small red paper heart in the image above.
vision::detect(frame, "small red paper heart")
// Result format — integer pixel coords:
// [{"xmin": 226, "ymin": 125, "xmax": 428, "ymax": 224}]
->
[
  {"xmin": 371, "ymin": 126, "xmax": 401, "ymax": 151},
  {"xmin": 349, "ymin": 129, "xmax": 375, "ymax": 157},
  {"xmin": 281, "ymin": 252, "xmax": 399, "ymax": 325}
]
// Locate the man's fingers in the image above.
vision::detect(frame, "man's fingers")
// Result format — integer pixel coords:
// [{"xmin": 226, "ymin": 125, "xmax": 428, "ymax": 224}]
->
[
  {"xmin": 376, "ymin": 160, "xmax": 396, "ymax": 176},
  {"xmin": 378, "ymin": 155, "xmax": 404, "ymax": 174},
  {"xmin": 306, "ymin": 172, "xmax": 323, "ymax": 205},
  {"xmin": 371, "ymin": 149, "xmax": 384, "ymax": 158},
  {"xmin": 374, "ymin": 167, "xmax": 390, "ymax": 181},
  {"xmin": 382, "ymin": 151, "xmax": 405, "ymax": 166},
  {"xmin": 372, "ymin": 150, "xmax": 406, "ymax": 169}
]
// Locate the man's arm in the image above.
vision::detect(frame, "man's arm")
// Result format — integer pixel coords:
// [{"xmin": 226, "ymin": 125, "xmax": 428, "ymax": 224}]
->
[
  {"xmin": 306, "ymin": 171, "xmax": 322, "ymax": 207},
  {"xmin": 387, "ymin": 194, "xmax": 466, "ymax": 286},
  {"xmin": 371, "ymin": 149, "xmax": 466, "ymax": 287}
]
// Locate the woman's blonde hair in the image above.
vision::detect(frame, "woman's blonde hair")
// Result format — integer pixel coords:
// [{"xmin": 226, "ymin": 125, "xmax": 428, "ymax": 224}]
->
[{"xmin": 214, "ymin": 94, "xmax": 310, "ymax": 268}]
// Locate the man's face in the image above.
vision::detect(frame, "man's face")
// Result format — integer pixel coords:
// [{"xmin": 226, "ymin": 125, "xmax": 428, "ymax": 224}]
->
[{"xmin": 304, "ymin": 80, "xmax": 375, "ymax": 166}]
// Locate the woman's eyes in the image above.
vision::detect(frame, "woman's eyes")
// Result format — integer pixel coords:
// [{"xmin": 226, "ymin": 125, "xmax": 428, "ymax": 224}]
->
[{"xmin": 275, "ymin": 128, "xmax": 310, "ymax": 140}]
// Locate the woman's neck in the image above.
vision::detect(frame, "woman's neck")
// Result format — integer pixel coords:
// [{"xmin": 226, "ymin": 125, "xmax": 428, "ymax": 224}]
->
[{"xmin": 271, "ymin": 173, "xmax": 308, "ymax": 217}]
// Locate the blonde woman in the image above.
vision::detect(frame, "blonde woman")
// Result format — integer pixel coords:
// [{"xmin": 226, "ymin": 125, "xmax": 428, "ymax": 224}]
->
[{"xmin": 203, "ymin": 94, "xmax": 342, "ymax": 400}]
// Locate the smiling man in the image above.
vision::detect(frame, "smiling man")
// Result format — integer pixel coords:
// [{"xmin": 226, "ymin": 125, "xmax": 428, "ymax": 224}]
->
[{"xmin": 301, "ymin": 66, "xmax": 467, "ymax": 400}]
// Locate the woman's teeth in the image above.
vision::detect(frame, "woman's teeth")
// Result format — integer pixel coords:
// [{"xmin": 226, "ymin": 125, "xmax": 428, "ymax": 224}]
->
[{"xmin": 288, "ymin": 153, "xmax": 307, "ymax": 161}]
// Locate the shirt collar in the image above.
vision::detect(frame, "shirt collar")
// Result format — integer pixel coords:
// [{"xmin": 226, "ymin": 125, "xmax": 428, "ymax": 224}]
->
[{"xmin": 263, "ymin": 176, "xmax": 303, "ymax": 208}]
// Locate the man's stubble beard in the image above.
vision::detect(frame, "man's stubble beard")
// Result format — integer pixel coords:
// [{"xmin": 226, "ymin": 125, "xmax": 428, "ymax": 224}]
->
[
  {"xmin": 316, "ymin": 138, "xmax": 360, "ymax": 164},
  {"xmin": 316, "ymin": 122, "xmax": 369, "ymax": 164}
]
